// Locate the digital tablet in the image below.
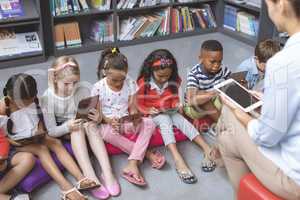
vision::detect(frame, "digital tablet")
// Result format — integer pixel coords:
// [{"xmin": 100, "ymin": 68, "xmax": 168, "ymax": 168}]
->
[
  {"xmin": 15, "ymin": 134, "xmax": 45, "ymax": 146},
  {"xmin": 229, "ymin": 71, "xmax": 248, "ymax": 87},
  {"xmin": 214, "ymin": 79, "xmax": 262, "ymax": 112},
  {"xmin": 76, "ymin": 95, "xmax": 99, "ymax": 120},
  {"xmin": 119, "ymin": 113, "xmax": 142, "ymax": 123}
]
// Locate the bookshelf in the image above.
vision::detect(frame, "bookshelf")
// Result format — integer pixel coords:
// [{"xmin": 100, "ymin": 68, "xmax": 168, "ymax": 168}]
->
[
  {"xmin": 46, "ymin": 0, "xmax": 221, "ymax": 57},
  {"xmin": 219, "ymin": 0, "xmax": 274, "ymax": 46},
  {"xmin": 0, "ymin": 0, "xmax": 276, "ymax": 68},
  {"xmin": 0, "ymin": 0, "xmax": 46, "ymax": 69}
]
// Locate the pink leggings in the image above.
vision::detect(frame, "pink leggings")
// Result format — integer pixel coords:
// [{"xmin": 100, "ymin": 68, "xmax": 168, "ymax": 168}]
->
[{"xmin": 99, "ymin": 117, "xmax": 155, "ymax": 161}]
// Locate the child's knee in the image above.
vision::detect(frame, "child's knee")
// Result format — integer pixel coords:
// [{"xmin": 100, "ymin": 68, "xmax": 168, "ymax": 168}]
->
[
  {"xmin": 22, "ymin": 153, "xmax": 36, "ymax": 167},
  {"xmin": 141, "ymin": 117, "xmax": 156, "ymax": 130}
]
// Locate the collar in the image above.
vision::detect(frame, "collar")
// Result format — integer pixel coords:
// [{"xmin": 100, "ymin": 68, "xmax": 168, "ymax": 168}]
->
[
  {"xmin": 284, "ymin": 31, "xmax": 300, "ymax": 49},
  {"xmin": 149, "ymin": 77, "xmax": 168, "ymax": 91},
  {"xmin": 199, "ymin": 64, "xmax": 220, "ymax": 78},
  {"xmin": 250, "ymin": 56, "xmax": 259, "ymax": 75}
]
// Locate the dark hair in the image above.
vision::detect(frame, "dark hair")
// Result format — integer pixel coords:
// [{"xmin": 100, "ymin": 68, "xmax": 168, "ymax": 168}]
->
[
  {"xmin": 138, "ymin": 49, "xmax": 180, "ymax": 94},
  {"xmin": 270, "ymin": 0, "xmax": 300, "ymax": 18},
  {"xmin": 3, "ymin": 74, "xmax": 46, "ymax": 136},
  {"xmin": 97, "ymin": 47, "xmax": 127, "ymax": 79},
  {"xmin": 255, "ymin": 39, "xmax": 281, "ymax": 63},
  {"xmin": 201, "ymin": 40, "xmax": 223, "ymax": 52}
]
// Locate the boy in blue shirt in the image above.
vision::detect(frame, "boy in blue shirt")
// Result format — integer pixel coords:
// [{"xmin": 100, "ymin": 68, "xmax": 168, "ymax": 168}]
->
[{"xmin": 237, "ymin": 39, "xmax": 281, "ymax": 91}]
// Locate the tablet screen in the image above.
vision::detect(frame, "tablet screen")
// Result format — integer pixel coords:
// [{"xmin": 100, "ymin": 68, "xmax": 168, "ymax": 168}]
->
[{"xmin": 219, "ymin": 81, "xmax": 259, "ymax": 109}]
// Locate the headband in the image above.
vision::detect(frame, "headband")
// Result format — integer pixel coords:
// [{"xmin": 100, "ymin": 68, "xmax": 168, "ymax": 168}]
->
[
  {"xmin": 111, "ymin": 48, "xmax": 117, "ymax": 54},
  {"xmin": 48, "ymin": 62, "xmax": 77, "ymax": 72},
  {"xmin": 152, "ymin": 58, "xmax": 174, "ymax": 68}
]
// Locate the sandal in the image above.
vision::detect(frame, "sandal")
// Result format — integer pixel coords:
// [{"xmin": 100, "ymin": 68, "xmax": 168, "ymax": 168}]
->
[
  {"xmin": 61, "ymin": 187, "xmax": 87, "ymax": 200},
  {"xmin": 201, "ymin": 149, "xmax": 217, "ymax": 172},
  {"xmin": 176, "ymin": 169, "xmax": 197, "ymax": 184},
  {"xmin": 10, "ymin": 194, "xmax": 31, "ymax": 200},
  {"xmin": 76, "ymin": 177, "xmax": 101, "ymax": 191},
  {"xmin": 149, "ymin": 150, "xmax": 166, "ymax": 170},
  {"xmin": 122, "ymin": 171, "xmax": 147, "ymax": 187}
]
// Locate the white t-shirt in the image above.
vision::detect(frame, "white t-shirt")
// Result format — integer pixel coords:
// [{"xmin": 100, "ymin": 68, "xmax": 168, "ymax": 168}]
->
[
  {"xmin": 91, "ymin": 77, "xmax": 137, "ymax": 118},
  {"xmin": 0, "ymin": 103, "xmax": 40, "ymax": 140}
]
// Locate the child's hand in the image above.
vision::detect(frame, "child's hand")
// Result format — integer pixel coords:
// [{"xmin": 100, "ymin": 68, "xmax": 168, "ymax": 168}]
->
[
  {"xmin": 149, "ymin": 107, "xmax": 160, "ymax": 115},
  {"xmin": 68, "ymin": 119, "xmax": 84, "ymax": 132},
  {"xmin": 207, "ymin": 90, "xmax": 218, "ymax": 99},
  {"xmin": 8, "ymin": 138, "xmax": 22, "ymax": 147},
  {"xmin": 131, "ymin": 112, "xmax": 142, "ymax": 127},
  {"xmin": 88, "ymin": 108, "xmax": 102, "ymax": 124},
  {"xmin": 111, "ymin": 118, "xmax": 121, "ymax": 133}
]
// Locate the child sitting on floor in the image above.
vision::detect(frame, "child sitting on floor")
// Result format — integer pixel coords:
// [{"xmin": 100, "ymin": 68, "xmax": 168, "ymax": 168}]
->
[
  {"xmin": 185, "ymin": 40, "xmax": 231, "ymax": 123},
  {"xmin": 0, "ymin": 130, "xmax": 35, "ymax": 200},
  {"xmin": 136, "ymin": 49, "xmax": 218, "ymax": 184},
  {"xmin": 237, "ymin": 39, "xmax": 281, "ymax": 91},
  {"xmin": 92, "ymin": 48, "xmax": 165, "ymax": 187}
]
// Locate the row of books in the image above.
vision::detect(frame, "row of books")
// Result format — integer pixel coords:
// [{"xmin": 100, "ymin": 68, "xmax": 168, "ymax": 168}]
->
[
  {"xmin": 54, "ymin": 22, "xmax": 82, "ymax": 49},
  {"xmin": 224, "ymin": 5, "xmax": 259, "ymax": 36},
  {"xmin": 0, "ymin": 29, "xmax": 42, "ymax": 59},
  {"xmin": 171, "ymin": 5, "xmax": 216, "ymax": 33},
  {"xmin": 90, "ymin": 16, "xmax": 114, "ymax": 43},
  {"xmin": 0, "ymin": 0, "xmax": 24, "ymax": 19},
  {"xmin": 227, "ymin": 0, "xmax": 261, "ymax": 8},
  {"xmin": 51, "ymin": 0, "xmax": 111, "ymax": 16},
  {"xmin": 118, "ymin": 8, "xmax": 170, "ymax": 40},
  {"xmin": 117, "ymin": 0, "xmax": 168, "ymax": 9}
]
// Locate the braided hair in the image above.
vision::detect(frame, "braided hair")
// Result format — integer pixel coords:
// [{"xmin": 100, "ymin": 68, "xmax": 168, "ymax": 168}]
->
[
  {"xmin": 3, "ymin": 74, "xmax": 46, "ymax": 136},
  {"xmin": 97, "ymin": 47, "xmax": 122, "ymax": 80},
  {"xmin": 137, "ymin": 49, "xmax": 180, "ymax": 95}
]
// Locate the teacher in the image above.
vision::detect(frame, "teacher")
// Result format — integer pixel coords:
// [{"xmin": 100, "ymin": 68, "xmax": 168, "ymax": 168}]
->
[{"xmin": 217, "ymin": 0, "xmax": 300, "ymax": 199}]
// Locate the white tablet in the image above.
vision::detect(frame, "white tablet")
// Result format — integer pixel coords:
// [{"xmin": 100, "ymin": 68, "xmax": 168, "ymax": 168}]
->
[{"xmin": 214, "ymin": 79, "xmax": 263, "ymax": 112}]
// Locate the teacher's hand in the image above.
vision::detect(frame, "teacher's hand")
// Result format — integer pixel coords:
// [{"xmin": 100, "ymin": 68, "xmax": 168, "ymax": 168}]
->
[{"xmin": 220, "ymin": 94, "xmax": 239, "ymax": 111}]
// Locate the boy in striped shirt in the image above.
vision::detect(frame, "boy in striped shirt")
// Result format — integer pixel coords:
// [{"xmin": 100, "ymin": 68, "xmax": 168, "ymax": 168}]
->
[{"xmin": 184, "ymin": 40, "xmax": 231, "ymax": 123}]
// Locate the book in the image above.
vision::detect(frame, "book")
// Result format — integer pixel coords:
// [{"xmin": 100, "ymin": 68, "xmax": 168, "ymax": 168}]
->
[
  {"xmin": 54, "ymin": 22, "xmax": 82, "ymax": 49},
  {"xmin": 54, "ymin": 24, "xmax": 65, "ymax": 48},
  {"xmin": 0, "ymin": 30, "xmax": 42, "ymax": 58},
  {"xmin": 78, "ymin": 0, "xmax": 89, "ymax": 10},
  {"xmin": 171, "ymin": 5, "xmax": 216, "ymax": 34},
  {"xmin": 224, "ymin": 5, "xmax": 238, "ymax": 31},
  {"xmin": 118, "ymin": 10, "xmax": 169, "ymax": 41},
  {"xmin": 64, "ymin": 22, "xmax": 82, "ymax": 47},
  {"xmin": 90, "ymin": 16, "xmax": 114, "ymax": 43},
  {"xmin": 0, "ymin": 0, "xmax": 24, "ymax": 19}
]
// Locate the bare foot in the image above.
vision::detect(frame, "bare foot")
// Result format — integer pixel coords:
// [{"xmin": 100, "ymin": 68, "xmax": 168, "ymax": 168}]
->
[
  {"xmin": 123, "ymin": 160, "xmax": 145, "ymax": 183},
  {"xmin": 145, "ymin": 150, "xmax": 164, "ymax": 168},
  {"xmin": 65, "ymin": 189, "xmax": 86, "ymax": 200},
  {"xmin": 102, "ymin": 171, "xmax": 117, "ymax": 187},
  {"xmin": 174, "ymin": 158, "xmax": 190, "ymax": 173}
]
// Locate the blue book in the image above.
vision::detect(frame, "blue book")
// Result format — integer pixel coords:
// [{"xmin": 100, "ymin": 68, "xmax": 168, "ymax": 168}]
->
[
  {"xmin": 0, "ymin": 0, "xmax": 24, "ymax": 19},
  {"xmin": 224, "ymin": 5, "xmax": 238, "ymax": 31}
]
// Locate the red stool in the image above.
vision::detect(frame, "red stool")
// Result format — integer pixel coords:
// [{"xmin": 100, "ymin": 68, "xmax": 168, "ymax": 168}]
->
[{"xmin": 238, "ymin": 173, "xmax": 283, "ymax": 200}]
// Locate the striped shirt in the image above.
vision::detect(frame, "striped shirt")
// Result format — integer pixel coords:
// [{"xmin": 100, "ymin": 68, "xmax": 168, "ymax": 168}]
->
[{"xmin": 187, "ymin": 64, "xmax": 231, "ymax": 91}]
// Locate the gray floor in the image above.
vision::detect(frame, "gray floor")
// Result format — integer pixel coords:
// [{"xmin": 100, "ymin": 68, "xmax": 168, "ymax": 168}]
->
[{"xmin": 0, "ymin": 33, "xmax": 253, "ymax": 199}]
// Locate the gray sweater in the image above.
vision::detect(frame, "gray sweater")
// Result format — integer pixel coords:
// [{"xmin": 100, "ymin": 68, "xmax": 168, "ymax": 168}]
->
[{"xmin": 41, "ymin": 84, "xmax": 90, "ymax": 137}]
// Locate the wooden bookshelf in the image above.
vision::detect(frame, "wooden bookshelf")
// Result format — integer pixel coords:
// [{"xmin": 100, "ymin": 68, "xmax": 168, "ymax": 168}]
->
[{"xmin": 0, "ymin": 0, "xmax": 46, "ymax": 69}]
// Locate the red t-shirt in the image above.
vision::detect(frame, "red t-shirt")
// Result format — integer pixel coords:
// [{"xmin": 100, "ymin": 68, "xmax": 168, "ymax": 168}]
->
[{"xmin": 137, "ymin": 77, "xmax": 181, "ymax": 115}]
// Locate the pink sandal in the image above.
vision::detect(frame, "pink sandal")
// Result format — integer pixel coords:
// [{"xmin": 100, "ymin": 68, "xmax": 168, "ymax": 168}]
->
[{"xmin": 122, "ymin": 171, "xmax": 147, "ymax": 187}]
